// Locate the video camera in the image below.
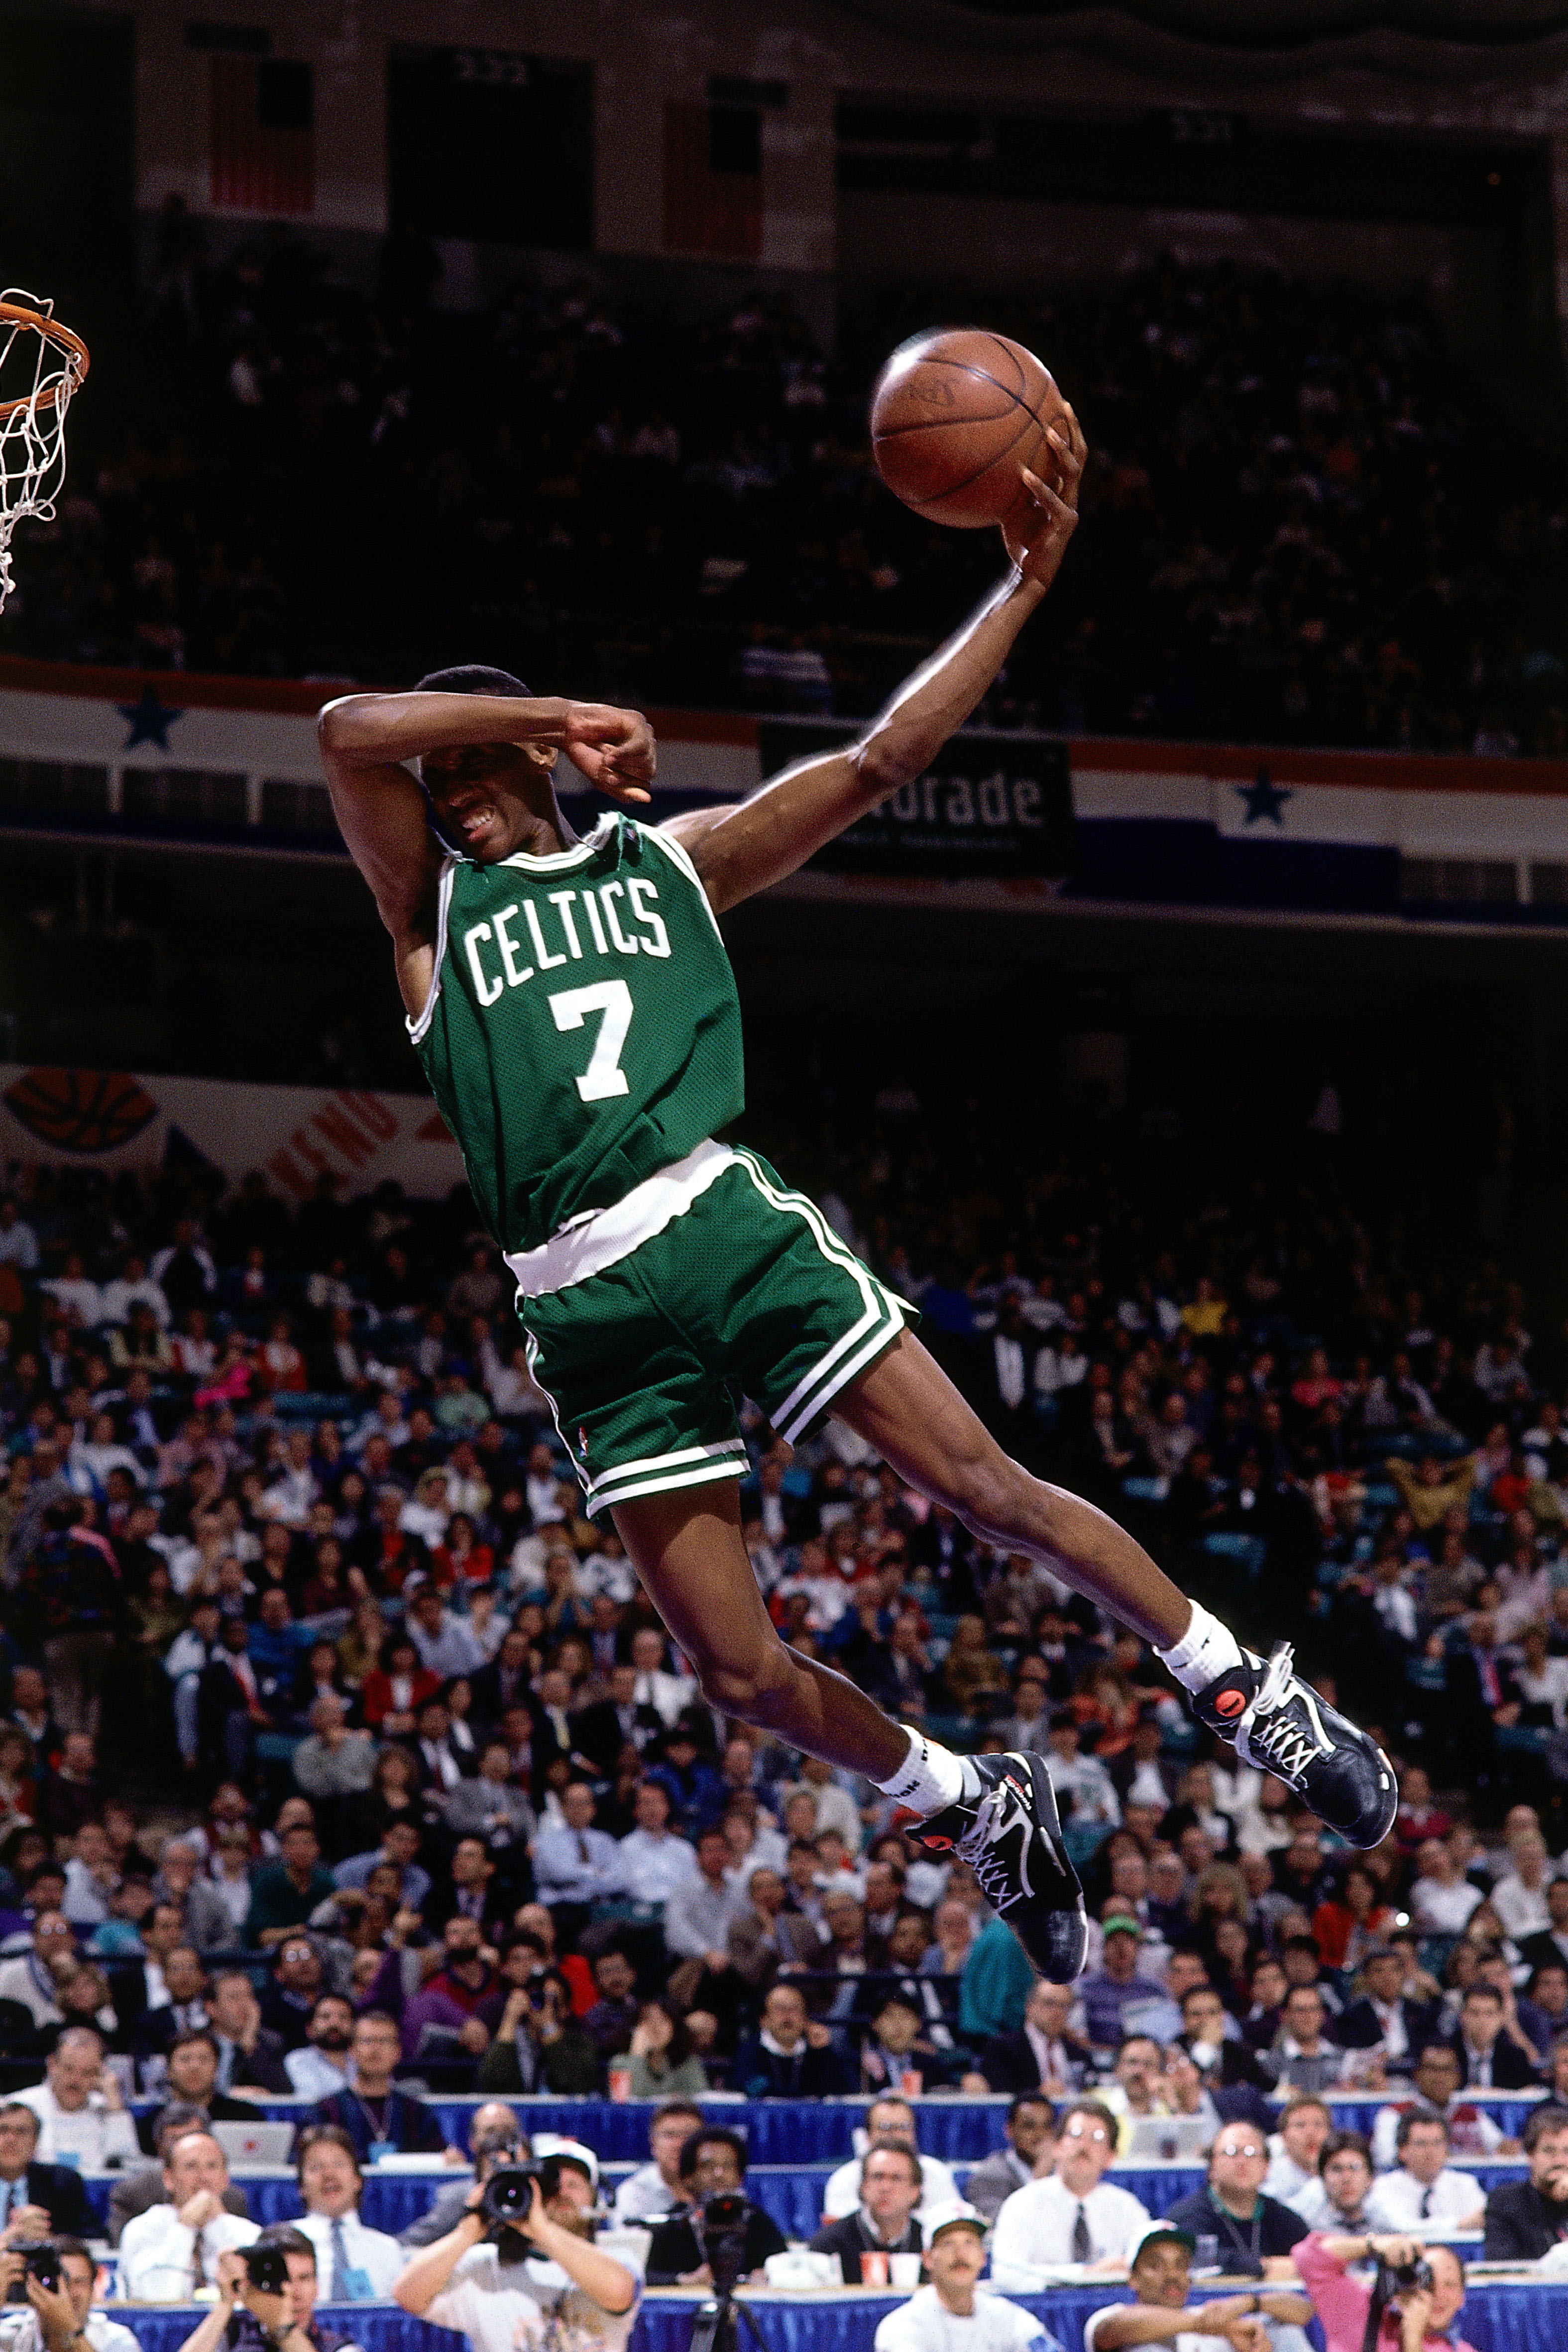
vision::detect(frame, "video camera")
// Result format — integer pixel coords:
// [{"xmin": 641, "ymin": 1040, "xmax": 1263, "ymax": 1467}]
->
[
  {"xmin": 694, "ymin": 2192, "xmax": 754, "ymax": 2299},
  {"xmin": 479, "ymin": 2155, "xmax": 573, "ymax": 2239},
  {"xmin": 2, "ymin": 2243, "xmax": 63, "ymax": 2303},
  {"xmin": 241, "ymin": 2243, "xmax": 294, "ymax": 2299}
]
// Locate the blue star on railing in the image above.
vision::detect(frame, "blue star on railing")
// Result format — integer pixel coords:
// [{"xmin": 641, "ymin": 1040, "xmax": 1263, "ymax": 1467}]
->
[
  {"xmin": 1235, "ymin": 769, "xmax": 1292, "ymax": 827},
  {"xmin": 118, "ymin": 686, "xmax": 186, "ymax": 752}
]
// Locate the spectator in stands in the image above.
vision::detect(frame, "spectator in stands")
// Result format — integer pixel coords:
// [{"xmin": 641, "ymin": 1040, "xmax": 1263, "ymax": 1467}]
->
[
  {"xmin": 205, "ymin": 1974, "xmax": 291, "ymax": 2097},
  {"xmin": 990, "ymin": 2101, "xmax": 1152, "ymax": 2284},
  {"xmin": 811, "ymin": 2142, "xmax": 926, "ymax": 2282},
  {"xmin": 119, "ymin": 2128, "xmax": 260, "ymax": 2301},
  {"xmin": 137, "ymin": 2030, "xmax": 262, "ymax": 2152},
  {"xmin": 958, "ymin": 2095, "xmax": 1055, "ymax": 2225},
  {"xmin": 177, "ymin": 2223, "xmax": 355, "ymax": 2352},
  {"xmin": 312, "ymin": 2012, "xmax": 456, "ymax": 2162},
  {"xmin": 1271, "ymin": 1986, "xmax": 1348, "ymax": 2096},
  {"xmin": 1287, "ymin": 2133, "xmax": 1378, "ymax": 2233},
  {"xmin": 109, "ymin": 2104, "xmax": 253, "ymax": 2247},
  {"xmin": 610, "ymin": 2099, "xmax": 704, "ymax": 2225},
  {"xmin": 1083, "ymin": 2221, "xmax": 1300, "ymax": 2352},
  {"xmin": 1163, "ymin": 2123, "xmax": 1312, "ymax": 2284},
  {"xmin": 1448, "ymin": 1981, "xmax": 1539, "ymax": 2090},
  {"xmin": 1263, "ymin": 2098, "xmax": 1332, "ymax": 2203},
  {"xmin": 531, "ymin": 1782, "xmax": 623, "ymax": 1947},
  {"xmin": 1365, "ymin": 2114, "xmax": 1486, "ymax": 2233},
  {"xmin": 1482, "ymin": 2101, "xmax": 1568, "ymax": 2258},
  {"xmin": 292, "ymin": 2125, "xmax": 405, "ymax": 2299},
  {"xmin": 623, "ymin": 2000, "xmax": 709, "ymax": 2100},
  {"xmin": 1074, "ymin": 1916, "xmax": 1171, "ymax": 2050},
  {"xmin": 1294, "ymin": 2231, "xmax": 1474, "ymax": 2352},
  {"xmin": 645, "ymin": 2129, "xmax": 786, "ymax": 2284},
  {"xmin": 1369, "ymin": 2041, "xmax": 1512, "ymax": 2168},
  {"xmin": 244, "ymin": 1825, "xmax": 335, "ymax": 1951},
  {"xmin": 730, "ymin": 1981, "xmax": 856, "ymax": 2098},
  {"xmin": 820, "ymin": 2096, "xmax": 960, "ymax": 2225},
  {"xmin": 1335, "ymin": 1945, "xmax": 1437, "ymax": 2076},
  {"xmin": 14, "ymin": 2029, "xmax": 138, "ymax": 2170},
  {"xmin": 282, "ymin": 1997, "xmax": 357, "ymax": 2103},
  {"xmin": 258, "ymin": 1940, "xmax": 328, "ymax": 2054},
  {"xmin": 980, "ymin": 1978, "xmax": 1092, "ymax": 2096},
  {"xmin": 0, "ymin": 2100, "xmax": 96, "ymax": 2239},
  {"xmin": 397, "ymin": 2108, "xmax": 529, "ymax": 2249}
]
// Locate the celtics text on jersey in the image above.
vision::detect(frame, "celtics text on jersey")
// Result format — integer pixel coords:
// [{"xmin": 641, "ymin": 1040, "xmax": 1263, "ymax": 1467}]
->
[{"xmin": 409, "ymin": 814, "xmax": 745, "ymax": 1253}]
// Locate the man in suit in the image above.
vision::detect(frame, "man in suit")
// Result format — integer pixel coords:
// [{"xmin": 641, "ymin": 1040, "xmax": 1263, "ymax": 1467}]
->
[
  {"xmin": 972, "ymin": 1298, "xmax": 1042, "ymax": 1470},
  {"xmin": 730, "ymin": 1981, "xmax": 856, "ymax": 2098},
  {"xmin": 0, "ymin": 2098, "xmax": 97, "ymax": 2239},
  {"xmin": 570, "ymin": 1663, "xmax": 659, "ymax": 1777},
  {"xmin": 810, "ymin": 2141, "xmax": 926, "ymax": 2282},
  {"xmin": 727, "ymin": 1865, "xmax": 821, "ymax": 1992},
  {"xmin": 469, "ymin": 1628, "xmax": 536, "ymax": 1731},
  {"xmin": 198, "ymin": 1616, "xmax": 270, "ymax": 1783},
  {"xmin": 1449, "ymin": 1981, "xmax": 1540, "ymax": 2090},
  {"xmin": 1336, "ymin": 1946, "xmax": 1440, "ymax": 2076},
  {"xmin": 1446, "ymin": 1612, "xmax": 1520, "ymax": 1790},
  {"xmin": 980, "ymin": 1976, "xmax": 1092, "ymax": 2096},
  {"xmin": 1519, "ymin": 1876, "xmax": 1568, "ymax": 1979},
  {"xmin": 207, "ymin": 1970, "xmax": 293, "ymax": 2094}
]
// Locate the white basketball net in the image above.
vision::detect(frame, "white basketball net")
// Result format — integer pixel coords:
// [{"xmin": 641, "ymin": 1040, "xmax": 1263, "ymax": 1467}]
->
[{"xmin": 0, "ymin": 289, "xmax": 89, "ymax": 614}]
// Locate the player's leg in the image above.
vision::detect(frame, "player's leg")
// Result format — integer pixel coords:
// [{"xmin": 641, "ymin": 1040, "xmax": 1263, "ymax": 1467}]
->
[
  {"xmin": 610, "ymin": 1481, "xmax": 909, "ymax": 1780},
  {"xmin": 611, "ymin": 1475, "xmax": 1090, "ymax": 1984},
  {"xmin": 836, "ymin": 1329, "xmax": 1397, "ymax": 1850}
]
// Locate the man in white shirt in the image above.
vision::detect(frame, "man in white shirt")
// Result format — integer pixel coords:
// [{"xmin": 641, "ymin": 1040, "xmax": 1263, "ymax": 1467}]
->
[
  {"xmin": 293, "ymin": 2126, "xmax": 406, "ymax": 2299},
  {"xmin": 1363, "ymin": 2114, "xmax": 1486, "ymax": 2234},
  {"xmin": 628, "ymin": 1627, "xmax": 697, "ymax": 1728},
  {"xmin": 821, "ymin": 2097, "xmax": 960, "ymax": 2227},
  {"xmin": 875, "ymin": 2204, "xmax": 1060, "ymax": 2352},
  {"xmin": 14, "ymin": 2030, "xmax": 140, "ymax": 2171},
  {"xmin": 991, "ymin": 2100, "xmax": 1152, "ymax": 2285},
  {"xmin": 610, "ymin": 2100, "xmax": 705, "ymax": 2225},
  {"xmin": 1489, "ymin": 1831, "xmax": 1554, "ymax": 1944},
  {"xmin": 615, "ymin": 1784, "xmax": 699, "ymax": 1909},
  {"xmin": 1369, "ymin": 2043, "xmax": 1508, "ymax": 2170},
  {"xmin": 1263, "ymin": 2098, "xmax": 1332, "ymax": 2203},
  {"xmin": 1409, "ymin": 1840, "xmax": 1484, "ymax": 1937},
  {"xmin": 119, "ymin": 2129, "xmax": 259, "ymax": 2301},
  {"xmin": 283, "ymin": 1997, "xmax": 356, "ymax": 2103},
  {"xmin": 0, "ymin": 2233, "xmax": 139, "ymax": 2352}
]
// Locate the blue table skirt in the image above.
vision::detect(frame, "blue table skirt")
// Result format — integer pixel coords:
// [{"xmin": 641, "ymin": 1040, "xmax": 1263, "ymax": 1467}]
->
[{"xmin": 105, "ymin": 2279, "xmax": 1568, "ymax": 2352}]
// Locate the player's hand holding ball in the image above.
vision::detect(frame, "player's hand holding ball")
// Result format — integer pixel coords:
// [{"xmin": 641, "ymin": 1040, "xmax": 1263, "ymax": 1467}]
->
[{"xmin": 561, "ymin": 701, "xmax": 657, "ymax": 801}]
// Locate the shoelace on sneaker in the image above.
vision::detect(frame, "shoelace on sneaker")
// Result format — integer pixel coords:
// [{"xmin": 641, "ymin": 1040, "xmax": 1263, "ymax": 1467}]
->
[
  {"xmin": 1235, "ymin": 1643, "xmax": 1333, "ymax": 1784},
  {"xmin": 956, "ymin": 1783, "xmax": 1032, "ymax": 1910}
]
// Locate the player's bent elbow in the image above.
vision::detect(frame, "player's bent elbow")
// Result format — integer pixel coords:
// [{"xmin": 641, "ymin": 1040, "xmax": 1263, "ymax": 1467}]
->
[{"xmin": 851, "ymin": 731, "xmax": 924, "ymax": 797}]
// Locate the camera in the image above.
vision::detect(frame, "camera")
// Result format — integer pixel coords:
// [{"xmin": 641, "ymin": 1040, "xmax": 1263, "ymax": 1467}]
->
[
  {"xmin": 480, "ymin": 2157, "xmax": 568, "ymax": 2236},
  {"xmin": 4, "ymin": 2244, "xmax": 63, "ymax": 2303},
  {"xmin": 1386, "ymin": 2255, "xmax": 1435, "ymax": 2298},
  {"xmin": 695, "ymin": 2192, "xmax": 753, "ymax": 2298},
  {"xmin": 242, "ymin": 2244, "xmax": 293, "ymax": 2298}
]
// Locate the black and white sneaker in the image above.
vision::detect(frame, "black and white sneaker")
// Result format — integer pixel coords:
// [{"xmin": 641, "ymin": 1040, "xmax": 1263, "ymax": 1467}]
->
[
  {"xmin": 1194, "ymin": 1641, "xmax": 1397, "ymax": 1849},
  {"xmin": 902, "ymin": 1752, "xmax": 1089, "ymax": 1983}
]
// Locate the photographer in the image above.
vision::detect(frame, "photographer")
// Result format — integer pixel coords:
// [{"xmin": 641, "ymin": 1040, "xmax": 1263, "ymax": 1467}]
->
[
  {"xmin": 0, "ymin": 2237, "xmax": 137, "ymax": 2352},
  {"xmin": 174, "ymin": 2227, "xmax": 359, "ymax": 2352},
  {"xmin": 393, "ymin": 2144, "xmax": 640, "ymax": 2352},
  {"xmin": 475, "ymin": 1961, "xmax": 599, "ymax": 2097},
  {"xmin": 1293, "ymin": 2232, "xmax": 1474, "ymax": 2352},
  {"xmin": 645, "ymin": 2132, "xmax": 786, "ymax": 2287}
]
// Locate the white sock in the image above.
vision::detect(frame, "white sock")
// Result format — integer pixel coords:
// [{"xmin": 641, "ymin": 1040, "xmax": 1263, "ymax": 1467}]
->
[
  {"xmin": 875, "ymin": 1726, "xmax": 971, "ymax": 1815},
  {"xmin": 1156, "ymin": 1601, "xmax": 1247, "ymax": 1696}
]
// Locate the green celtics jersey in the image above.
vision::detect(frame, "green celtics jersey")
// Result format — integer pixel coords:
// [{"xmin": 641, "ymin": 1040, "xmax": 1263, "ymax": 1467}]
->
[{"xmin": 409, "ymin": 814, "xmax": 744, "ymax": 1252}]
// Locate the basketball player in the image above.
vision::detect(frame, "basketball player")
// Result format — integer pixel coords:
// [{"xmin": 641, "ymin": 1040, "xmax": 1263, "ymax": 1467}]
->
[{"xmin": 319, "ymin": 412, "xmax": 1394, "ymax": 1984}]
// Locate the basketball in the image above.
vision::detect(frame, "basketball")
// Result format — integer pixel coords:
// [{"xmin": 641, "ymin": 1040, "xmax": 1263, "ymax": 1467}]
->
[{"xmin": 870, "ymin": 328, "xmax": 1064, "ymax": 530}]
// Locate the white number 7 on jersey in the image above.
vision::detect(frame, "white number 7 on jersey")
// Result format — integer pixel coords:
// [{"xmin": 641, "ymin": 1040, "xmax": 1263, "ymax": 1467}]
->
[{"xmin": 549, "ymin": 979, "xmax": 633, "ymax": 1101}]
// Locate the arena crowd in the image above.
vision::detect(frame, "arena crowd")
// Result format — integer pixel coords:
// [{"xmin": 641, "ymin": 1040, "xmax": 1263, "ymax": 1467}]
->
[
  {"xmin": 0, "ymin": 1079, "xmax": 1567, "ymax": 2343},
  {"xmin": 4, "ymin": 213, "xmax": 1566, "ymax": 759}
]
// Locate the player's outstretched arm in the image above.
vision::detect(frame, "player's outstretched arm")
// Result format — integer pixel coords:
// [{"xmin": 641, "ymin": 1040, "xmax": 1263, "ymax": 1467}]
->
[{"xmin": 665, "ymin": 407, "xmax": 1084, "ymax": 914}]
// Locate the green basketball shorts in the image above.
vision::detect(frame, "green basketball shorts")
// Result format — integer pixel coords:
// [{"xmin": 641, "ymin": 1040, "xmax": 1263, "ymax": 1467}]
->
[{"xmin": 506, "ymin": 1140, "xmax": 909, "ymax": 1516}]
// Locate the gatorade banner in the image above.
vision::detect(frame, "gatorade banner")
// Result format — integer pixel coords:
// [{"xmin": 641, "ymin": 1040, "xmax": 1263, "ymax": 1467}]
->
[
  {"xmin": 0, "ymin": 1065, "xmax": 464, "ymax": 1200},
  {"xmin": 758, "ymin": 723, "xmax": 1077, "ymax": 878}
]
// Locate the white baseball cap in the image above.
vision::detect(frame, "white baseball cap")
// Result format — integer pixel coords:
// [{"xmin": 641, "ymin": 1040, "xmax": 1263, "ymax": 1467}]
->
[
  {"xmin": 922, "ymin": 2201, "xmax": 987, "ymax": 2249},
  {"xmin": 532, "ymin": 2132, "xmax": 599, "ymax": 2188}
]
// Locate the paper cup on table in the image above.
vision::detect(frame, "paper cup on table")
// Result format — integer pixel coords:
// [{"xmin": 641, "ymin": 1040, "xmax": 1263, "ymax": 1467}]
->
[
  {"xmin": 889, "ymin": 2254, "xmax": 923, "ymax": 2289},
  {"xmin": 607, "ymin": 2065, "xmax": 632, "ymax": 2101},
  {"xmin": 861, "ymin": 2251, "xmax": 890, "ymax": 2287}
]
